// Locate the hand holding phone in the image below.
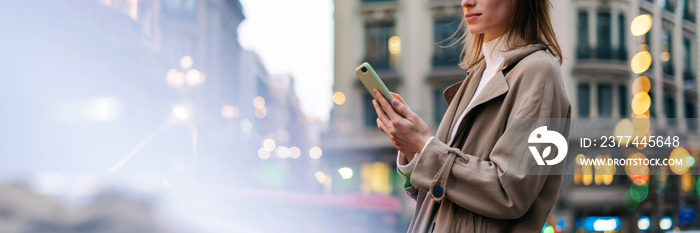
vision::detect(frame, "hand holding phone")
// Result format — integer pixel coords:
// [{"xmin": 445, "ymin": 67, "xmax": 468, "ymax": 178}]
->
[{"xmin": 355, "ymin": 62, "xmax": 396, "ymax": 103}]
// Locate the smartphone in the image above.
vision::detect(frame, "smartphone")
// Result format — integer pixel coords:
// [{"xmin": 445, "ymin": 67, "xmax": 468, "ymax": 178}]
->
[{"xmin": 355, "ymin": 62, "xmax": 396, "ymax": 103}]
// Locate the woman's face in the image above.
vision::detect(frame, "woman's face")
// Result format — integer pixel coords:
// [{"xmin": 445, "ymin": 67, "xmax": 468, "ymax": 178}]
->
[{"xmin": 461, "ymin": 0, "xmax": 513, "ymax": 40}]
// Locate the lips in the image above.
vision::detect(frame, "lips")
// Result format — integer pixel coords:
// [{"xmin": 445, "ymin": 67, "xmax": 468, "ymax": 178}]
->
[{"xmin": 465, "ymin": 13, "xmax": 481, "ymax": 21}]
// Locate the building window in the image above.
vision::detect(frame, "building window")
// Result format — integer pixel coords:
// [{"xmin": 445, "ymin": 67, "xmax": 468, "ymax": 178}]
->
[
  {"xmin": 684, "ymin": 0, "xmax": 697, "ymax": 22},
  {"xmin": 364, "ymin": 22, "xmax": 395, "ymax": 70},
  {"xmin": 685, "ymin": 101, "xmax": 697, "ymax": 131},
  {"xmin": 577, "ymin": 11, "xmax": 591, "ymax": 60},
  {"xmin": 617, "ymin": 14, "xmax": 628, "ymax": 61},
  {"xmin": 434, "ymin": 88, "xmax": 449, "ymax": 126},
  {"xmin": 596, "ymin": 12, "xmax": 612, "ymax": 59},
  {"xmin": 619, "ymin": 85, "xmax": 628, "ymax": 118},
  {"xmin": 433, "ymin": 19, "xmax": 461, "ymax": 67},
  {"xmin": 664, "ymin": 0, "xmax": 678, "ymax": 13},
  {"xmin": 683, "ymin": 38, "xmax": 694, "ymax": 86},
  {"xmin": 578, "ymin": 83, "xmax": 591, "ymax": 118},
  {"xmin": 598, "ymin": 84, "xmax": 613, "ymax": 117},
  {"xmin": 363, "ymin": 93, "xmax": 378, "ymax": 127},
  {"xmin": 662, "ymin": 26, "xmax": 675, "ymax": 77},
  {"xmin": 160, "ymin": 0, "xmax": 198, "ymax": 22},
  {"xmin": 664, "ymin": 96, "xmax": 677, "ymax": 126}
]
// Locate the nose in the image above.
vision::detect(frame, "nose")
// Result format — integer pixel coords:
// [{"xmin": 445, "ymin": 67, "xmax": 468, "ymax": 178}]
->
[{"xmin": 461, "ymin": 0, "xmax": 475, "ymax": 8}]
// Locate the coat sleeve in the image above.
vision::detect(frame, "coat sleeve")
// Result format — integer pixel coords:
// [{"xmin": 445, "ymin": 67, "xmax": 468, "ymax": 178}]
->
[
  {"xmin": 409, "ymin": 67, "xmax": 571, "ymax": 219},
  {"xmin": 397, "ymin": 150, "xmax": 419, "ymax": 201}
]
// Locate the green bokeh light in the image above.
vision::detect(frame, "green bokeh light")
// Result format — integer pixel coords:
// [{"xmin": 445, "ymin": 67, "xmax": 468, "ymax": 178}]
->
[
  {"xmin": 623, "ymin": 190, "xmax": 640, "ymax": 211},
  {"xmin": 631, "ymin": 182, "xmax": 649, "ymax": 202},
  {"xmin": 543, "ymin": 226, "xmax": 554, "ymax": 233}
]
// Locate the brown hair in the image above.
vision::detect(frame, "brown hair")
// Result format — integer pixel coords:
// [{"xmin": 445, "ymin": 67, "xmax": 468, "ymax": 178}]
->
[{"xmin": 446, "ymin": 0, "xmax": 563, "ymax": 69}]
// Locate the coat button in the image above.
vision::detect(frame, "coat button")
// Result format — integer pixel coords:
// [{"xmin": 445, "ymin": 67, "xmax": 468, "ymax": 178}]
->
[{"xmin": 432, "ymin": 186, "xmax": 444, "ymax": 197}]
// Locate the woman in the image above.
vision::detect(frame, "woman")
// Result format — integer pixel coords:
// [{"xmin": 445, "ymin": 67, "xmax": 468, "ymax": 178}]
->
[{"xmin": 371, "ymin": 0, "xmax": 571, "ymax": 232}]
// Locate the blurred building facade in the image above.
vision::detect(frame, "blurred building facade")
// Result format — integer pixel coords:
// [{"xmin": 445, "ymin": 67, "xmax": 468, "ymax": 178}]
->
[
  {"xmin": 556, "ymin": 0, "xmax": 700, "ymax": 232},
  {"xmin": 0, "ymin": 0, "xmax": 316, "ymax": 191},
  {"xmin": 328, "ymin": 0, "xmax": 700, "ymax": 232}
]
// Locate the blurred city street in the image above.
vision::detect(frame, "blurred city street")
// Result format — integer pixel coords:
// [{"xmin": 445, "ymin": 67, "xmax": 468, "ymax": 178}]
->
[{"xmin": 0, "ymin": 0, "xmax": 700, "ymax": 232}]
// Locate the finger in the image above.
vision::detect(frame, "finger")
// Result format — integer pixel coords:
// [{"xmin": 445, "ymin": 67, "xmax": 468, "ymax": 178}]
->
[
  {"xmin": 374, "ymin": 89, "xmax": 402, "ymax": 121},
  {"xmin": 372, "ymin": 99, "xmax": 392, "ymax": 128},
  {"xmin": 390, "ymin": 98, "xmax": 418, "ymax": 121},
  {"xmin": 376, "ymin": 118, "xmax": 388, "ymax": 135},
  {"xmin": 391, "ymin": 93, "xmax": 406, "ymax": 105}
]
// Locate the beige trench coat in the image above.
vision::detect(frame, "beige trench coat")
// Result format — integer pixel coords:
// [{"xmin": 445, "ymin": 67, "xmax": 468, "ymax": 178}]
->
[{"xmin": 397, "ymin": 44, "xmax": 571, "ymax": 233}]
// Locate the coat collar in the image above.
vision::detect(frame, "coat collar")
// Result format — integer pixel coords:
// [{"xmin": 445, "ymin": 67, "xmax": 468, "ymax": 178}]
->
[{"xmin": 437, "ymin": 43, "xmax": 547, "ymax": 145}]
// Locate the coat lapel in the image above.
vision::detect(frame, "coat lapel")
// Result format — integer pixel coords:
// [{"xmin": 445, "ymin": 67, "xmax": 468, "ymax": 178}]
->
[
  {"xmin": 446, "ymin": 70, "xmax": 509, "ymax": 146},
  {"xmin": 435, "ymin": 71, "xmax": 471, "ymax": 143},
  {"xmin": 437, "ymin": 43, "xmax": 548, "ymax": 146},
  {"xmin": 433, "ymin": 63, "xmax": 484, "ymax": 144}
]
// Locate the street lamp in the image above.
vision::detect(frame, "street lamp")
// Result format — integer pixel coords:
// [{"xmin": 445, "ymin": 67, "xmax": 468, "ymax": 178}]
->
[{"xmin": 166, "ymin": 56, "xmax": 206, "ymax": 178}]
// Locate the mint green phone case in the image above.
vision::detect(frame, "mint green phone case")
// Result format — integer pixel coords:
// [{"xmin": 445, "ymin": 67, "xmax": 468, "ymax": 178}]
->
[{"xmin": 355, "ymin": 62, "xmax": 396, "ymax": 102}]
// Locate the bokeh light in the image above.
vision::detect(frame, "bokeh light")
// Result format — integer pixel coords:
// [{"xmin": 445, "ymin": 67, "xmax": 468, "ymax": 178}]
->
[
  {"xmin": 240, "ymin": 119, "xmax": 253, "ymax": 132},
  {"xmin": 388, "ymin": 36, "xmax": 401, "ymax": 55},
  {"xmin": 221, "ymin": 105, "xmax": 239, "ymax": 119},
  {"xmin": 253, "ymin": 96, "xmax": 266, "ymax": 109},
  {"xmin": 626, "ymin": 153, "xmax": 650, "ymax": 185},
  {"xmin": 660, "ymin": 216, "xmax": 673, "ymax": 231},
  {"xmin": 173, "ymin": 107, "xmax": 188, "ymax": 120},
  {"xmin": 276, "ymin": 146, "xmax": 289, "ymax": 159},
  {"xmin": 185, "ymin": 69, "xmax": 205, "ymax": 86},
  {"xmin": 263, "ymin": 138, "xmax": 276, "ymax": 151},
  {"xmin": 289, "ymin": 146, "xmax": 301, "ymax": 159},
  {"xmin": 623, "ymin": 190, "xmax": 640, "ymax": 211},
  {"xmin": 638, "ymin": 44, "xmax": 649, "ymax": 52},
  {"xmin": 180, "ymin": 56, "xmax": 193, "ymax": 69},
  {"xmin": 255, "ymin": 107, "xmax": 267, "ymax": 119},
  {"xmin": 631, "ymin": 51, "xmax": 652, "ymax": 74},
  {"xmin": 166, "ymin": 69, "xmax": 185, "ymax": 87},
  {"xmin": 314, "ymin": 171, "xmax": 326, "ymax": 184},
  {"xmin": 614, "ymin": 119, "xmax": 634, "ymax": 146},
  {"xmin": 258, "ymin": 147, "xmax": 270, "ymax": 160},
  {"xmin": 630, "ymin": 14, "xmax": 652, "ymax": 36},
  {"xmin": 631, "ymin": 92, "xmax": 651, "ymax": 115},
  {"xmin": 682, "ymin": 174, "xmax": 695, "ymax": 194},
  {"xmin": 309, "ymin": 147, "xmax": 323, "ymax": 159},
  {"xmin": 338, "ymin": 167, "xmax": 353, "ymax": 179},
  {"xmin": 630, "ymin": 182, "xmax": 649, "ymax": 202},
  {"xmin": 582, "ymin": 162, "xmax": 593, "ymax": 186},
  {"xmin": 638, "ymin": 216, "xmax": 651, "ymax": 231},
  {"xmin": 631, "ymin": 76, "xmax": 651, "ymax": 94},
  {"xmin": 670, "ymin": 147, "xmax": 692, "ymax": 175},
  {"xmin": 333, "ymin": 91, "xmax": 346, "ymax": 105},
  {"xmin": 543, "ymin": 225, "xmax": 554, "ymax": 233},
  {"xmin": 660, "ymin": 51, "xmax": 671, "ymax": 62}
]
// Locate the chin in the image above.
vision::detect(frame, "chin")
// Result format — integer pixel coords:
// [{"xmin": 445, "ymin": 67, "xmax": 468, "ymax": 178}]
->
[{"xmin": 466, "ymin": 26, "xmax": 482, "ymax": 35}]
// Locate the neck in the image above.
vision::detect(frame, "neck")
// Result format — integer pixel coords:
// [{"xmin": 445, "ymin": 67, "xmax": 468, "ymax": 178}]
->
[{"xmin": 485, "ymin": 29, "xmax": 506, "ymax": 42}]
